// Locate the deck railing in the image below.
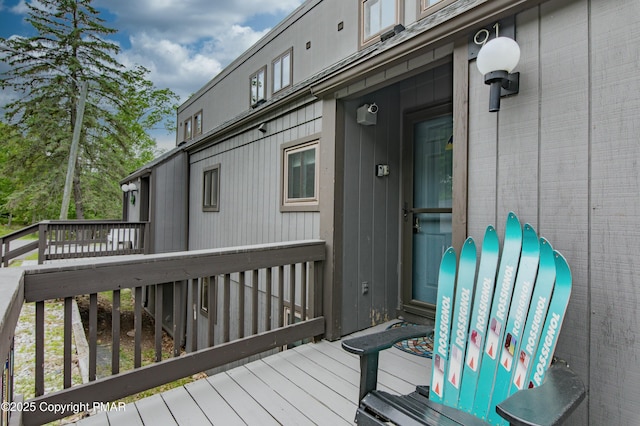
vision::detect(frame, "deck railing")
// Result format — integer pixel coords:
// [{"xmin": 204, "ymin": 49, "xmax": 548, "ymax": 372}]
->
[
  {"xmin": 0, "ymin": 220, "xmax": 149, "ymax": 267},
  {"xmin": 0, "ymin": 240, "xmax": 325, "ymax": 426}
]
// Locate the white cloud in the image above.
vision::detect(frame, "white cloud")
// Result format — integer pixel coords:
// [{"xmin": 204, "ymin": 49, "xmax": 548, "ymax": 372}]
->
[{"xmin": 93, "ymin": 0, "xmax": 303, "ymax": 103}]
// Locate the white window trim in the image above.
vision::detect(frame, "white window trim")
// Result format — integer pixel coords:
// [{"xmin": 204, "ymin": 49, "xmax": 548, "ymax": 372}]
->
[
  {"xmin": 281, "ymin": 136, "xmax": 320, "ymax": 212},
  {"xmin": 272, "ymin": 48, "xmax": 293, "ymax": 95},
  {"xmin": 193, "ymin": 110, "xmax": 203, "ymax": 136},
  {"xmin": 360, "ymin": 0, "xmax": 401, "ymax": 48},
  {"xmin": 250, "ymin": 66, "xmax": 267, "ymax": 106},
  {"xmin": 184, "ymin": 117, "xmax": 192, "ymax": 141},
  {"xmin": 418, "ymin": 0, "xmax": 453, "ymax": 20}
]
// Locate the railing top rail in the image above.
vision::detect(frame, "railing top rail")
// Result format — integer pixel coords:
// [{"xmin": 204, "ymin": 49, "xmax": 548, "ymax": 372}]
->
[
  {"xmin": 0, "ymin": 268, "xmax": 24, "ymax": 363},
  {"xmin": 0, "ymin": 223, "xmax": 39, "ymax": 243},
  {"xmin": 22, "ymin": 239, "xmax": 326, "ymax": 302},
  {"xmin": 42, "ymin": 220, "xmax": 148, "ymax": 225}
]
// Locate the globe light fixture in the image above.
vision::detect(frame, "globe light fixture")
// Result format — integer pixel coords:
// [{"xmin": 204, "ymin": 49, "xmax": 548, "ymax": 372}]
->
[{"xmin": 476, "ymin": 37, "xmax": 521, "ymax": 112}]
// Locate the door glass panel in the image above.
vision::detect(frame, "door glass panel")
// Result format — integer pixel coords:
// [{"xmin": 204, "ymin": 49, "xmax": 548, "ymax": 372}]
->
[{"xmin": 411, "ymin": 114, "xmax": 453, "ymax": 304}]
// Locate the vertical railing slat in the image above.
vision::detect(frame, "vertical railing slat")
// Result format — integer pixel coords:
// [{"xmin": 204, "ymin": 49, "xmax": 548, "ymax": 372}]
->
[
  {"xmin": 207, "ymin": 277, "xmax": 216, "ymax": 347},
  {"xmin": 112, "ymin": 290, "xmax": 121, "ymax": 375},
  {"xmin": 289, "ymin": 264, "xmax": 296, "ymax": 325},
  {"xmin": 265, "ymin": 268, "xmax": 272, "ymax": 331},
  {"xmin": 35, "ymin": 301, "xmax": 44, "ymax": 396},
  {"xmin": 278, "ymin": 265, "xmax": 284, "ymax": 328},
  {"xmin": 252, "ymin": 270, "xmax": 259, "ymax": 335},
  {"xmin": 189, "ymin": 278, "xmax": 198, "ymax": 353},
  {"xmin": 63, "ymin": 297, "xmax": 72, "ymax": 388},
  {"xmin": 89, "ymin": 293, "xmax": 97, "ymax": 381},
  {"xmin": 134, "ymin": 286, "xmax": 142, "ymax": 368},
  {"xmin": 301, "ymin": 263, "xmax": 307, "ymax": 321},
  {"xmin": 173, "ymin": 281, "xmax": 183, "ymax": 358},
  {"xmin": 155, "ymin": 284, "xmax": 163, "ymax": 362},
  {"xmin": 223, "ymin": 274, "xmax": 230, "ymax": 343},
  {"xmin": 238, "ymin": 272, "xmax": 245, "ymax": 339}
]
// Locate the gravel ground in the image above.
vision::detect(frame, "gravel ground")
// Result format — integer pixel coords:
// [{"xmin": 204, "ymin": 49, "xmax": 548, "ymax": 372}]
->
[{"xmin": 13, "ymin": 300, "xmax": 83, "ymax": 412}]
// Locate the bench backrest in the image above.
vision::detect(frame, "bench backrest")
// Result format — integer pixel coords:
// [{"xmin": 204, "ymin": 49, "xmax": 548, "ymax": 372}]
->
[{"xmin": 430, "ymin": 212, "xmax": 572, "ymax": 424}]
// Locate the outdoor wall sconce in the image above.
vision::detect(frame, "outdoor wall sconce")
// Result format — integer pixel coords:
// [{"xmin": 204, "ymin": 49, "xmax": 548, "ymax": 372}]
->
[
  {"xmin": 121, "ymin": 183, "xmax": 138, "ymax": 205},
  {"xmin": 476, "ymin": 37, "xmax": 521, "ymax": 112}
]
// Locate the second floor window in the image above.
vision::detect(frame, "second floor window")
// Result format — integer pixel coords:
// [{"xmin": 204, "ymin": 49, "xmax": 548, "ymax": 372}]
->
[
  {"xmin": 184, "ymin": 118, "xmax": 192, "ymax": 140},
  {"xmin": 193, "ymin": 110, "xmax": 203, "ymax": 136},
  {"xmin": 250, "ymin": 66, "xmax": 266, "ymax": 106},
  {"xmin": 362, "ymin": 0, "xmax": 397, "ymax": 45},
  {"xmin": 273, "ymin": 48, "xmax": 292, "ymax": 94}
]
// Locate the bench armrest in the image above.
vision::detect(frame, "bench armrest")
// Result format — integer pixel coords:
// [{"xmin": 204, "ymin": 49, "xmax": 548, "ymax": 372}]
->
[
  {"xmin": 342, "ymin": 324, "xmax": 433, "ymax": 400},
  {"xmin": 496, "ymin": 362, "xmax": 586, "ymax": 426}
]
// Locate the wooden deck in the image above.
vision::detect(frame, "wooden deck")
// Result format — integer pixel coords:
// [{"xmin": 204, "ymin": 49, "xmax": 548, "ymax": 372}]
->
[{"xmin": 72, "ymin": 322, "xmax": 432, "ymax": 425}]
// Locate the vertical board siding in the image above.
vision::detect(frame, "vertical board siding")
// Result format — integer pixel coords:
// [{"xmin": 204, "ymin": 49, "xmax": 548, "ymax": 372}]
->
[
  {"xmin": 589, "ymin": 0, "xmax": 640, "ymax": 424},
  {"xmin": 189, "ymin": 98, "xmax": 321, "ymax": 251},
  {"xmin": 464, "ymin": 1, "xmax": 640, "ymax": 424},
  {"xmin": 341, "ymin": 64, "xmax": 452, "ymax": 334},
  {"xmin": 537, "ymin": 2, "xmax": 590, "ymax": 424},
  {"xmin": 467, "ymin": 61, "xmax": 498, "ymax": 238},
  {"xmin": 153, "ymin": 153, "xmax": 188, "ymax": 254}
]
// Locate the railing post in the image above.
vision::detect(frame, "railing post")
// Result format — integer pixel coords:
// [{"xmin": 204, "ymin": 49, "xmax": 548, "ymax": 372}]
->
[{"xmin": 38, "ymin": 222, "xmax": 47, "ymax": 265}]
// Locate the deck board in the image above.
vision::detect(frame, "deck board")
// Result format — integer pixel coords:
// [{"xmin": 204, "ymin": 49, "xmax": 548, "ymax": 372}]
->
[{"xmin": 74, "ymin": 322, "xmax": 432, "ymax": 425}]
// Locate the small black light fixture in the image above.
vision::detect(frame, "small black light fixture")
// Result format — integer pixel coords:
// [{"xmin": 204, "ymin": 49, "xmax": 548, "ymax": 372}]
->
[
  {"xmin": 476, "ymin": 37, "xmax": 521, "ymax": 112},
  {"xmin": 258, "ymin": 123, "xmax": 267, "ymax": 133}
]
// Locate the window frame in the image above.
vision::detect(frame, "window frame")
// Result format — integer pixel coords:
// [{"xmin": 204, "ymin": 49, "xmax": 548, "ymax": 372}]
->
[
  {"xmin": 202, "ymin": 164, "xmax": 221, "ymax": 212},
  {"xmin": 281, "ymin": 136, "xmax": 320, "ymax": 212},
  {"xmin": 193, "ymin": 110, "xmax": 203, "ymax": 136},
  {"xmin": 249, "ymin": 65, "xmax": 267, "ymax": 107},
  {"xmin": 272, "ymin": 48, "xmax": 293, "ymax": 95},
  {"xmin": 417, "ymin": 0, "xmax": 454, "ymax": 20},
  {"xmin": 183, "ymin": 117, "xmax": 193, "ymax": 141},
  {"xmin": 359, "ymin": 0, "xmax": 401, "ymax": 48}
]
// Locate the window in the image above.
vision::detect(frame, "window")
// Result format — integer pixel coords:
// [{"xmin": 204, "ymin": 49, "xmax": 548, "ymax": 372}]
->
[
  {"xmin": 418, "ymin": 0, "xmax": 450, "ymax": 18},
  {"xmin": 200, "ymin": 276, "xmax": 210, "ymax": 315},
  {"xmin": 282, "ymin": 138, "xmax": 319, "ymax": 211},
  {"xmin": 203, "ymin": 164, "xmax": 220, "ymax": 212},
  {"xmin": 193, "ymin": 110, "xmax": 203, "ymax": 136},
  {"xmin": 361, "ymin": 0, "xmax": 398, "ymax": 45},
  {"xmin": 250, "ymin": 66, "xmax": 266, "ymax": 106},
  {"xmin": 360, "ymin": 0, "xmax": 451, "ymax": 46},
  {"xmin": 272, "ymin": 48, "xmax": 292, "ymax": 94},
  {"xmin": 184, "ymin": 118, "xmax": 192, "ymax": 141}
]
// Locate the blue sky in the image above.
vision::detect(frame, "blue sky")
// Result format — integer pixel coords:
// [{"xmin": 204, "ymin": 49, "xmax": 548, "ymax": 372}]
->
[{"xmin": 0, "ymin": 0, "xmax": 304, "ymax": 150}]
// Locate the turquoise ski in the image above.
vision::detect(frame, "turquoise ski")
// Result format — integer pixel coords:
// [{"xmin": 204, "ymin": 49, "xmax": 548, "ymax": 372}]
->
[
  {"xmin": 443, "ymin": 238, "xmax": 477, "ymax": 407},
  {"xmin": 457, "ymin": 225, "xmax": 500, "ymax": 412},
  {"xmin": 486, "ymin": 224, "xmax": 540, "ymax": 425},
  {"xmin": 430, "ymin": 247, "xmax": 457, "ymax": 403},
  {"xmin": 526, "ymin": 251, "xmax": 572, "ymax": 389},
  {"xmin": 471, "ymin": 212, "xmax": 522, "ymax": 419},
  {"xmin": 508, "ymin": 237, "xmax": 556, "ymax": 396}
]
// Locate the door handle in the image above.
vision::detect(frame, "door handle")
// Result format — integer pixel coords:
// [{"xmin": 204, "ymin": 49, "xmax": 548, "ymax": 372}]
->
[{"xmin": 413, "ymin": 217, "xmax": 421, "ymax": 234}]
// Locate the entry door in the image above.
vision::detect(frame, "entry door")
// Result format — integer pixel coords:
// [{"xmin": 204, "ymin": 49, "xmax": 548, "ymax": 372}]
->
[{"xmin": 403, "ymin": 106, "xmax": 453, "ymax": 311}]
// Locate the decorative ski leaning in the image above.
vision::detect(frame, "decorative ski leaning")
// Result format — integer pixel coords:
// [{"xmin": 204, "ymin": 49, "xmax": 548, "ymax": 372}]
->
[{"xmin": 430, "ymin": 212, "xmax": 573, "ymax": 425}]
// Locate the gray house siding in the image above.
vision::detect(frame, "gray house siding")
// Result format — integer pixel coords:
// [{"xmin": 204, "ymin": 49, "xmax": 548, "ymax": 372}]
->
[
  {"xmin": 122, "ymin": 0, "xmax": 640, "ymax": 424},
  {"xmin": 463, "ymin": 1, "xmax": 639, "ymax": 424},
  {"xmin": 151, "ymin": 152, "xmax": 188, "ymax": 254},
  {"xmin": 188, "ymin": 96, "xmax": 322, "ymax": 250},
  {"xmin": 341, "ymin": 61, "xmax": 453, "ymax": 335}
]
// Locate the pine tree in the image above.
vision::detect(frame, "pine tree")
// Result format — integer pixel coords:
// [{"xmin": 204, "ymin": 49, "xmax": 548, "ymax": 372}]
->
[{"xmin": 0, "ymin": 0, "xmax": 177, "ymax": 220}]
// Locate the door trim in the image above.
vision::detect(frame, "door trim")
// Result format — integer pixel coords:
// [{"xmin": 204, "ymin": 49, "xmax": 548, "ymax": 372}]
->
[{"xmin": 401, "ymin": 102, "xmax": 453, "ymax": 319}]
